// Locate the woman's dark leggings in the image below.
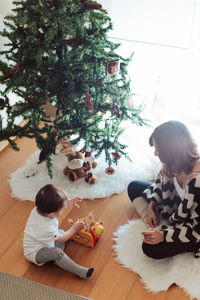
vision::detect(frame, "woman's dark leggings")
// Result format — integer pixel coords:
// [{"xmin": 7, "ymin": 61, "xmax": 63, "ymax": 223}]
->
[{"xmin": 127, "ymin": 180, "xmax": 200, "ymax": 259}]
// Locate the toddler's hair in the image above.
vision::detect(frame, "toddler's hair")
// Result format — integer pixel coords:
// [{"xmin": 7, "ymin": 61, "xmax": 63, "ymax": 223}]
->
[{"xmin": 35, "ymin": 184, "xmax": 67, "ymax": 214}]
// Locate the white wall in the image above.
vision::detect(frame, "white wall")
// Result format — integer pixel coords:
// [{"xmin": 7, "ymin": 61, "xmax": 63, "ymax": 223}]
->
[{"xmin": 99, "ymin": 0, "xmax": 199, "ymax": 49}]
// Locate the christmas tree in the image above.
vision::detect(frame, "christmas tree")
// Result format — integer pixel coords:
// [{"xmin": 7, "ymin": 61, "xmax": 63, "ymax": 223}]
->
[{"xmin": 0, "ymin": 0, "xmax": 146, "ymax": 178}]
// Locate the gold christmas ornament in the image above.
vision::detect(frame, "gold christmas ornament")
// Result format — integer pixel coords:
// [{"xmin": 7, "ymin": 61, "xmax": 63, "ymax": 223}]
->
[{"xmin": 105, "ymin": 166, "xmax": 115, "ymax": 175}]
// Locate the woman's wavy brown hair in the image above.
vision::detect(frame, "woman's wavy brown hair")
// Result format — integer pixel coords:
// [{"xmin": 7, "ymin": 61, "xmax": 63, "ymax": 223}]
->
[{"xmin": 149, "ymin": 120, "xmax": 200, "ymax": 178}]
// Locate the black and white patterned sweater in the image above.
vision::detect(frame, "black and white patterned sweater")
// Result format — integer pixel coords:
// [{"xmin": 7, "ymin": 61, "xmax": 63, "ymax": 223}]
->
[{"xmin": 142, "ymin": 171, "xmax": 200, "ymax": 247}]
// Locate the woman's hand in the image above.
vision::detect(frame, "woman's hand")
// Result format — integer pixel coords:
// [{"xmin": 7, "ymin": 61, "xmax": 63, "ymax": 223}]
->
[
  {"xmin": 68, "ymin": 197, "xmax": 83, "ymax": 208},
  {"xmin": 71, "ymin": 220, "xmax": 85, "ymax": 232},
  {"xmin": 146, "ymin": 201, "xmax": 158, "ymax": 228},
  {"xmin": 142, "ymin": 229, "xmax": 164, "ymax": 244}
]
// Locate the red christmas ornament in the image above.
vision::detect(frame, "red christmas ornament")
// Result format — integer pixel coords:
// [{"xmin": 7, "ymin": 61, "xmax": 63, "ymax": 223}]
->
[
  {"xmin": 75, "ymin": 39, "xmax": 84, "ymax": 46},
  {"xmin": 25, "ymin": 97, "xmax": 37, "ymax": 104},
  {"xmin": 9, "ymin": 63, "xmax": 21, "ymax": 76},
  {"xmin": 83, "ymin": 1, "xmax": 102, "ymax": 9},
  {"xmin": 113, "ymin": 103, "xmax": 120, "ymax": 118},
  {"xmin": 112, "ymin": 152, "xmax": 121, "ymax": 159},
  {"xmin": 100, "ymin": 77, "xmax": 104, "ymax": 84}
]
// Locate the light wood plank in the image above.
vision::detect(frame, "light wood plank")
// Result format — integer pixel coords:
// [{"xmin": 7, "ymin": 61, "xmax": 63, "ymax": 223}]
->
[{"xmin": 0, "ymin": 137, "xmax": 191, "ymax": 300}]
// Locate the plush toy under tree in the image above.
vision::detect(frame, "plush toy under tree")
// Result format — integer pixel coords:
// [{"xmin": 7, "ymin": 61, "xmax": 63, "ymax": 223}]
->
[{"xmin": 0, "ymin": 0, "xmax": 146, "ymax": 178}]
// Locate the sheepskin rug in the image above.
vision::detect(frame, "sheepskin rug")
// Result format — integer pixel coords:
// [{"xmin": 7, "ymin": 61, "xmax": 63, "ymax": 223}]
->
[
  {"xmin": 113, "ymin": 219, "xmax": 200, "ymax": 300},
  {"xmin": 9, "ymin": 150, "xmax": 160, "ymax": 201},
  {"xmin": 9, "ymin": 125, "xmax": 161, "ymax": 201}
]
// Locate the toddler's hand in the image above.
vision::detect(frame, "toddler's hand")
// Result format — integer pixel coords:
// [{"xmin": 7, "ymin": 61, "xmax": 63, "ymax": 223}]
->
[
  {"xmin": 72, "ymin": 220, "xmax": 85, "ymax": 232},
  {"xmin": 68, "ymin": 197, "xmax": 83, "ymax": 208}
]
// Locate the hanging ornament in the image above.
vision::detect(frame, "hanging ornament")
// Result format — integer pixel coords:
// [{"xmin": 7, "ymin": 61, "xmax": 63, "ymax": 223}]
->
[
  {"xmin": 9, "ymin": 63, "xmax": 21, "ymax": 77},
  {"xmin": 4, "ymin": 63, "xmax": 21, "ymax": 79},
  {"xmin": 113, "ymin": 103, "xmax": 120, "ymax": 118},
  {"xmin": 75, "ymin": 38, "xmax": 84, "ymax": 46},
  {"xmin": 96, "ymin": 111, "xmax": 102, "ymax": 117},
  {"xmin": 105, "ymin": 166, "xmax": 115, "ymax": 175},
  {"xmin": 66, "ymin": 34, "xmax": 73, "ymax": 40},
  {"xmin": 111, "ymin": 152, "xmax": 121, "ymax": 159},
  {"xmin": 100, "ymin": 77, "xmax": 105, "ymax": 84},
  {"xmin": 82, "ymin": 1, "xmax": 102, "ymax": 10},
  {"xmin": 37, "ymin": 28, "xmax": 45, "ymax": 42},
  {"xmin": 67, "ymin": 45, "xmax": 73, "ymax": 52},
  {"xmin": 84, "ymin": 92, "xmax": 94, "ymax": 112},
  {"xmin": 25, "ymin": 97, "xmax": 37, "ymax": 104},
  {"xmin": 38, "ymin": 28, "xmax": 44, "ymax": 34},
  {"xmin": 106, "ymin": 60, "xmax": 120, "ymax": 76},
  {"xmin": 43, "ymin": 52, "xmax": 49, "ymax": 58},
  {"xmin": 41, "ymin": 100, "xmax": 57, "ymax": 117}
]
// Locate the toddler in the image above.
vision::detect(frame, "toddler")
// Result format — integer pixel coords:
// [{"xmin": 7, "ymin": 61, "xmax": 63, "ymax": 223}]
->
[{"xmin": 23, "ymin": 184, "xmax": 94, "ymax": 278}]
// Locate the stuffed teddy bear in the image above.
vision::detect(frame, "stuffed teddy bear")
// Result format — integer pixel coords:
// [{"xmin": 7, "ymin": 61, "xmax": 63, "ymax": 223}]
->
[
  {"xmin": 63, "ymin": 147, "xmax": 98, "ymax": 183},
  {"xmin": 63, "ymin": 150, "xmax": 86, "ymax": 181}
]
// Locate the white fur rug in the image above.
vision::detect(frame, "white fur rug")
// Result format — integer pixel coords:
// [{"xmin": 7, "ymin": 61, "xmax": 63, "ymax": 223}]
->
[
  {"xmin": 113, "ymin": 219, "xmax": 200, "ymax": 300},
  {"xmin": 9, "ymin": 125, "xmax": 161, "ymax": 201}
]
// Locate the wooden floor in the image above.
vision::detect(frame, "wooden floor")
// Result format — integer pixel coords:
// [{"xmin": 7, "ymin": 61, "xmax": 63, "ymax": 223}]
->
[{"xmin": 0, "ymin": 137, "xmax": 192, "ymax": 300}]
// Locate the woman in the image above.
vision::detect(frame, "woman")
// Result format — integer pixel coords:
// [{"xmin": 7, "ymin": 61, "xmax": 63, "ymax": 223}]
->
[{"xmin": 128, "ymin": 120, "xmax": 200, "ymax": 259}]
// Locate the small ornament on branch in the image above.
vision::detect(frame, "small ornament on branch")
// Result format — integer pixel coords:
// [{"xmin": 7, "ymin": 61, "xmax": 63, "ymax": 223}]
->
[
  {"xmin": 113, "ymin": 103, "xmax": 120, "ymax": 118},
  {"xmin": 75, "ymin": 38, "xmax": 84, "ymax": 46},
  {"xmin": 41, "ymin": 100, "xmax": 57, "ymax": 118},
  {"xmin": 82, "ymin": 1, "xmax": 102, "ymax": 10},
  {"xmin": 4, "ymin": 63, "xmax": 21, "ymax": 79},
  {"xmin": 106, "ymin": 60, "xmax": 120, "ymax": 76},
  {"xmin": 99, "ymin": 77, "xmax": 105, "ymax": 84},
  {"xmin": 25, "ymin": 97, "xmax": 37, "ymax": 104},
  {"xmin": 111, "ymin": 152, "xmax": 121, "ymax": 159},
  {"xmin": 37, "ymin": 27, "xmax": 45, "ymax": 42},
  {"xmin": 105, "ymin": 166, "xmax": 115, "ymax": 175},
  {"xmin": 84, "ymin": 92, "xmax": 94, "ymax": 112},
  {"xmin": 9, "ymin": 63, "xmax": 21, "ymax": 76}
]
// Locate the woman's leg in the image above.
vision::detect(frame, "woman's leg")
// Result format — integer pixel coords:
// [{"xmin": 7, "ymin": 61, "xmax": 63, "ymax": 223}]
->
[
  {"xmin": 127, "ymin": 180, "xmax": 152, "ymax": 202},
  {"xmin": 35, "ymin": 246, "xmax": 94, "ymax": 278},
  {"xmin": 127, "ymin": 180, "xmax": 153, "ymax": 226},
  {"xmin": 142, "ymin": 241, "xmax": 200, "ymax": 259}
]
